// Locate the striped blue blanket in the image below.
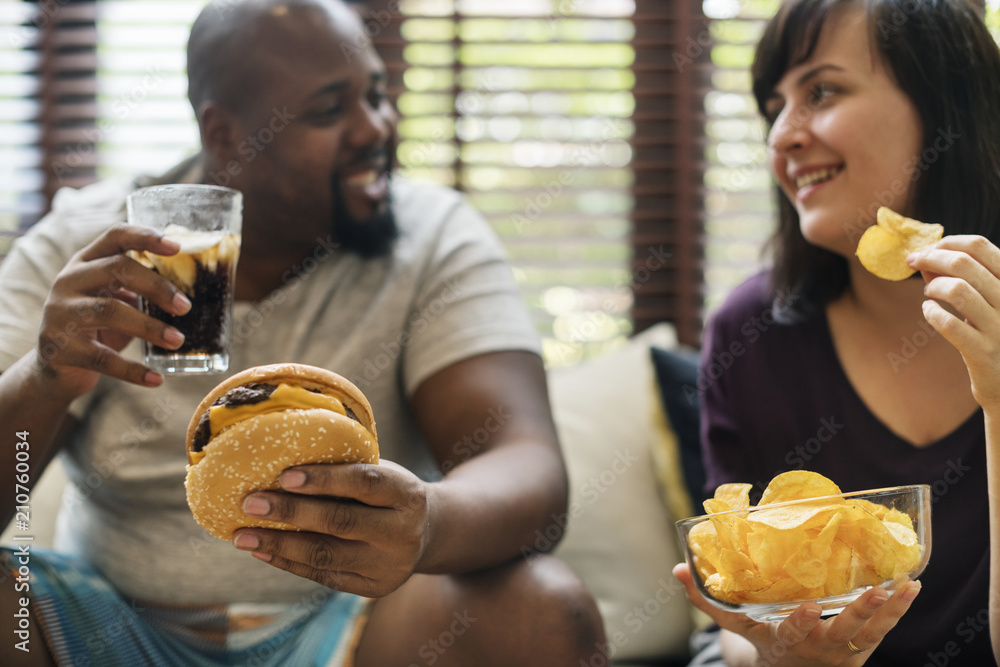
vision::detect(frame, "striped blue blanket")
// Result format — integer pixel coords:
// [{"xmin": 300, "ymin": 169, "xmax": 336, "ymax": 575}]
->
[{"xmin": 1, "ymin": 548, "xmax": 369, "ymax": 667}]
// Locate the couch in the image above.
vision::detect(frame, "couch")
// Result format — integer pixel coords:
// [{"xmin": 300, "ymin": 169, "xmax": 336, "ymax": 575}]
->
[
  {"xmin": 548, "ymin": 323, "xmax": 706, "ymax": 666},
  {"xmin": 1, "ymin": 323, "xmax": 706, "ymax": 666}
]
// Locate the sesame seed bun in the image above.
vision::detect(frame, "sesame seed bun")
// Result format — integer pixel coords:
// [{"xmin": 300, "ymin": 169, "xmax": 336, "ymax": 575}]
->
[{"xmin": 184, "ymin": 363, "xmax": 379, "ymax": 540}]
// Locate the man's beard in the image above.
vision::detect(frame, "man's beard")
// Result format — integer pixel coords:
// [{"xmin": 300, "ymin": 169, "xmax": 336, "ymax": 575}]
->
[{"xmin": 329, "ymin": 171, "xmax": 399, "ymax": 259}]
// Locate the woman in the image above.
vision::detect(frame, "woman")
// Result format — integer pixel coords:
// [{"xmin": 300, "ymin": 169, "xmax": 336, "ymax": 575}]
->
[{"xmin": 674, "ymin": 0, "xmax": 1000, "ymax": 664}]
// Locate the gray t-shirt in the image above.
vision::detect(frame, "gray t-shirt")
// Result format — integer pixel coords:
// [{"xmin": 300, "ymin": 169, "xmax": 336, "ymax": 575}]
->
[{"xmin": 0, "ymin": 172, "xmax": 540, "ymax": 604}]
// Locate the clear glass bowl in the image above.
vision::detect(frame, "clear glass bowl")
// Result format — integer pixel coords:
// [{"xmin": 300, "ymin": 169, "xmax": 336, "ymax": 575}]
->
[{"xmin": 676, "ymin": 484, "xmax": 931, "ymax": 622}]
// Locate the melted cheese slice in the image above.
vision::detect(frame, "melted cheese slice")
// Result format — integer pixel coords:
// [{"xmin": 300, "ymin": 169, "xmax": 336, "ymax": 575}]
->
[{"xmin": 208, "ymin": 383, "xmax": 348, "ymax": 438}]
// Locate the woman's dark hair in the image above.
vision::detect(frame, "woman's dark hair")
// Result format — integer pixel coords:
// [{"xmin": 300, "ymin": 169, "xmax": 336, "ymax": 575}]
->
[{"xmin": 751, "ymin": 0, "xmax": 1000, "ymax": 318}]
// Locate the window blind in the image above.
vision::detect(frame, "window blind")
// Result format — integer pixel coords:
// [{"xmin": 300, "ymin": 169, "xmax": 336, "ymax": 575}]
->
[
  {"xmin": 701, "ymin": 0, "xmax": 778, "ymax": 316},
  {"xmin": 0, "ymin": 0, "xmax": 100, "ymax": 255},
  {"xmin": 364, "ymin": 0, "xmax": 641, "ymax": 365},
  {"xmin": 94, "ymin": 1, "xmax": 201, "ymax": 180},
  {"xmin": 9, "ymin": 0, "xmax": 711, "ymax": 361},
  {"xmin": 0, "ymin": 0, "xmax": 42, "ymax": 254},
  {"xmin": 630, "ymin": 0, "xmax": 707, "ymax": 347}
]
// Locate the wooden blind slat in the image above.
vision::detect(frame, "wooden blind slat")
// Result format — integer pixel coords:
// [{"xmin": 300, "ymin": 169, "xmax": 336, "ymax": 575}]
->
[
  {"xmin": 629, "ymin": 0, "xmax": 707, "ymax": 347},
  {"xmin": 362, "ymin": 0, "xmax": 643, "ymax": 365}
]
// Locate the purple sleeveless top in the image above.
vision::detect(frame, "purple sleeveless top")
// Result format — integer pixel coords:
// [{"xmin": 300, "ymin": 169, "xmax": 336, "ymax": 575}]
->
[{"xmin": 700, "ymin": 272, "xmax": 993, "ymax": 666}]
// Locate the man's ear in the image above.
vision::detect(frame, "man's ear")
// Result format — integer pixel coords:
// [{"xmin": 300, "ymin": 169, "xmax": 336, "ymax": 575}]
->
[{"xmin": 198, "ymin": 102, "xmax": 241, "ymax": 171}]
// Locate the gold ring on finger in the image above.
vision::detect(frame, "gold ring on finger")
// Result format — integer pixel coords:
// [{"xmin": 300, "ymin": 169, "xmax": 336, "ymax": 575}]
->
[{"xmin": 847, "ymin": 639, "xmax": 866, "ymax": 655}]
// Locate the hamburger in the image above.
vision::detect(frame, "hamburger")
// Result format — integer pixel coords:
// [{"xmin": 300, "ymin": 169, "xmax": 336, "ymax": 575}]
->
[{"xmin": 184, "ymin": 363, "xmax": 379, "ymax": 540}]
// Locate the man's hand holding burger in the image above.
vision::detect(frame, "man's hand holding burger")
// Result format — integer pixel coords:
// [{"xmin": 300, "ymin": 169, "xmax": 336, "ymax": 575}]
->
[
  {"xmin": 185, "ymin": 353, "xmax": 569, "ymax": 601},
  {"xmin": 234, "ymin": 459, "xmax": 431, "ymax": 599},
  {"xmin": 185, "ymin": 363, "xmax": 433, "ymax": 598}
]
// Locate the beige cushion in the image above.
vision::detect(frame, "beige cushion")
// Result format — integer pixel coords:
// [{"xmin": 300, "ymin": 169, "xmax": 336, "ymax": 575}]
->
[{"xmin": 550, "ymin": 324, "xmax": 694, "ymax": 662}]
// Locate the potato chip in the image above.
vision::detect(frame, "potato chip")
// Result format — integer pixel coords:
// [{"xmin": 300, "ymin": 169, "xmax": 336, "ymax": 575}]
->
[
  {"xmin": 703, "ymin": 498, "xmax": 732, "ymax": 515},
  {"xmin": 856, "ymin": 206, "xmax": 944, "ymax": 281},
  {"xmin": 836, "ymin": 506, "xmax": 896, "ymax": 580},
  {"xmin": 782, "ymin": 511, "xmax": 842, "ymax": 589},
  {"xmin": 751, "ymin": 524, "xmax": 801, "ymax": 581},
  {"xmin": 713, "ymin": 483, "xmax": 753, "ymax": 510},
  {"xmin": 758, "ymin": 470, "xmax": 842, "ymax": 505},
  {"xmin": 747, "ymin": 503, "xmax": 839, "ymax": 531},
  {"xmin": 848, "ymin": 497, "xmax": 889, "ymax": 519},
  {"xmin": 883, "ymin": 508, "xmax": 914, "ymax": 531},
  {"xmin": 686, "ymin": 472, "xmax": 923, "ymax": 606},
  {"xmin": 884, "ymin": 521, "xmax": 922, "ymax": 574},
  {"xmin": 741, "ymin": 577, "xmax": 807, "ymax": 604},
  {"xmin": 824, "ymin": 538, "xmax": 855, "ymax": 596},
  {"xmin": 688, "ymin": 521, "xmax": 720, "ymax": 580}
]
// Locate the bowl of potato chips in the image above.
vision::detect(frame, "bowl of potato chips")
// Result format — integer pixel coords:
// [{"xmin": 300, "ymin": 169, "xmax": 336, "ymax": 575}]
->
[{"xmin": 676, "ymin": 471, "xmax": 931, "ymax": 622}]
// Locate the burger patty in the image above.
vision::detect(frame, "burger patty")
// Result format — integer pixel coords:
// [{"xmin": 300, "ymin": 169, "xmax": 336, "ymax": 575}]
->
[{"xmin": 191, "ymin": 382, "xmax": 361, "ymax": 452}]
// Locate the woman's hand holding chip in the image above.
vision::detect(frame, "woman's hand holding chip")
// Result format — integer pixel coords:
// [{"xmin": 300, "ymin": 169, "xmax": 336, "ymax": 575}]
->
[
  {"xmin": 907, "ymin": 235, "xmax": 1000, "ymax": 409},
  {"xmin": 673, "ymin": 563, "xmax": 921, "ymax": 666}
]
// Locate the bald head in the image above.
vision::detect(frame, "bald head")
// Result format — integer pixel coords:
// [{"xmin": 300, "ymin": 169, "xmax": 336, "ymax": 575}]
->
[{"xmin": 186, "ymin": 0, "xmax": 364, "ymax": 120}]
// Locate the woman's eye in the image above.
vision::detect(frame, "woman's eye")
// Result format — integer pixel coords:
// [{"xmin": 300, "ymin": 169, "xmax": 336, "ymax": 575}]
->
[{"xmin": 810, "ymin": 82, "xmax": 836, "ymax": 103}]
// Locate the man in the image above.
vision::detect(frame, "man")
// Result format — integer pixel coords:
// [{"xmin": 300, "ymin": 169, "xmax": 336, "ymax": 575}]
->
[{"xmin": 0, "ymin": 0, "xmax": 606, "ymax": 664}]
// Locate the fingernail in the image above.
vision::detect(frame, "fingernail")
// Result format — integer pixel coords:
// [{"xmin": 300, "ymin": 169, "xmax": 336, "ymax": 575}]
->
[
  {"xmin": 244, "ymin": 496, "xmax": 270, "ymax": 516},
  {"xmin": 158, "ymin": 234, "xmax": 180, "ymax": 251},
  {"xmin": 173, "ymin": 292, "xmax": 192, "ymax": 314},
  {"xmin": 252, "ymin": 551, "xmax": 273, "ymax": 563},
  {"xmin": 233, "ymin": 533, "xmax": 259, "ymax": 550},
  {"xmin": 802, "ymin": 607, "xmax": 821, "ymax": 622},
  {"xmin": 901, "ymin": 581, "xmax": 922, "ymax": 602},
  {"xmin": 868, "ymin": 590, "xmax": 890, "ymax": 608},
  {"xmin": 144, "ymin": 371, "xmax": 163, "ymax": 386},
  {"xmin": 164, "ymin": 328, "xmax": 185, "ymax": 347},
  {"xmin": 281, "ymin": 469, "xmax": 306, "ymax": 489}
]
